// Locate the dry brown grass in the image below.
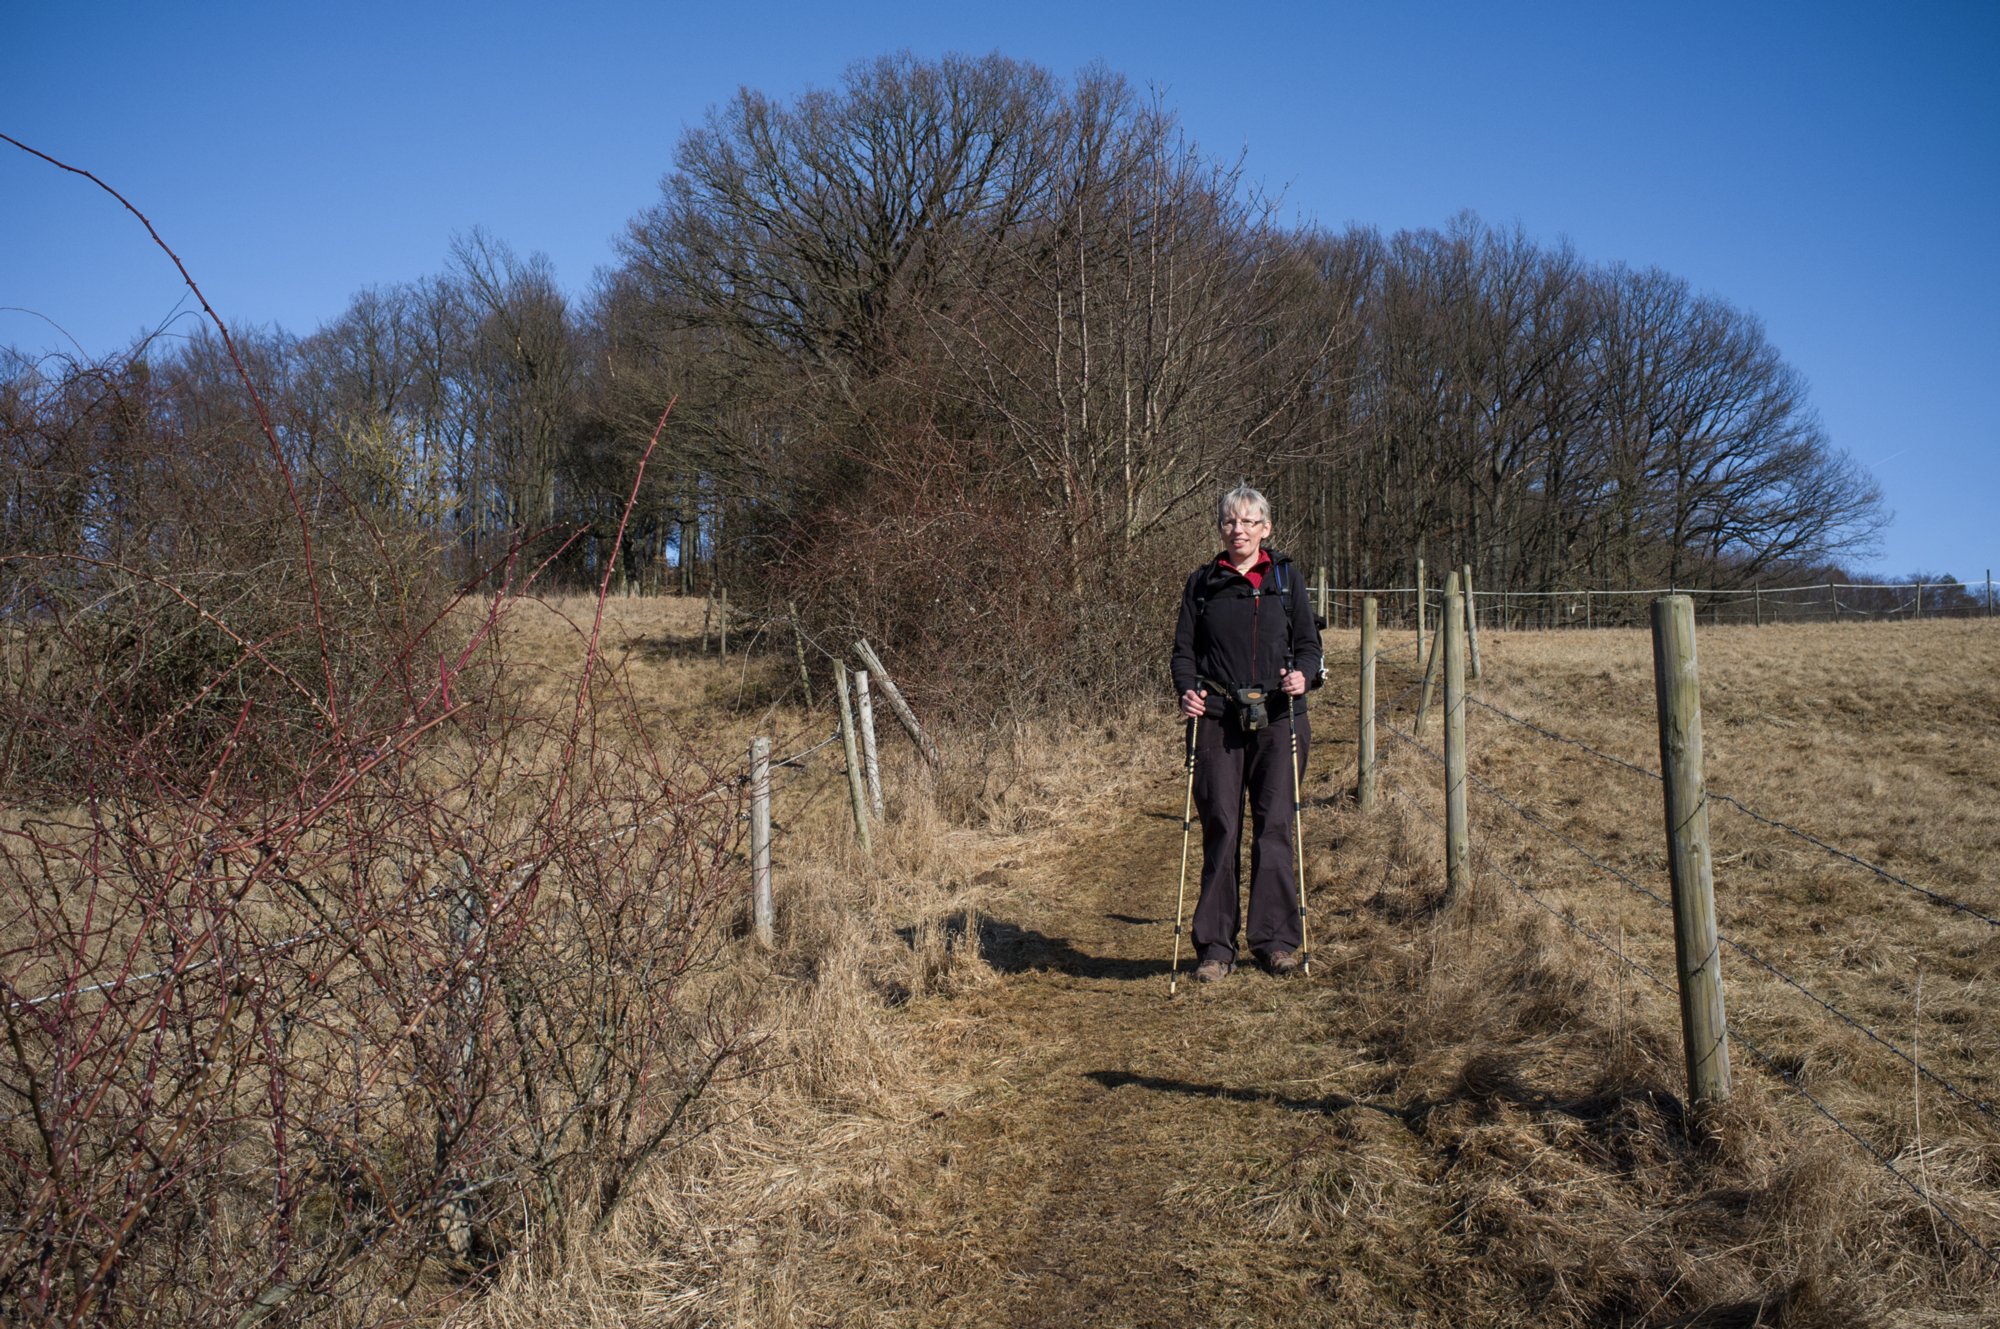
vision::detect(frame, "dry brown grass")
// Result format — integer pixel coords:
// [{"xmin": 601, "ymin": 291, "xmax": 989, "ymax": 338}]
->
[
  {"xmin": 1421, "ymin": 620, "xmax": 2000, "ymax": 1178},
  {"xmin": 435, "ymin": 607, "xmax": 1997, "ymax": 1327},
  {"xmin": 1321, "ymin": 617, "xmax": 2000, "ymax": 1323}
]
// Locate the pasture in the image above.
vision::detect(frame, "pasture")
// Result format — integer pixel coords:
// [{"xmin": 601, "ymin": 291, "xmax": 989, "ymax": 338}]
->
[
  {"xmin": 7, "ymin": 595, "xmax": 1994, "ymax": 1326},
  {"xmin": 465, "ymin": 606, "xmax": 1999, "ymax": 1326}
]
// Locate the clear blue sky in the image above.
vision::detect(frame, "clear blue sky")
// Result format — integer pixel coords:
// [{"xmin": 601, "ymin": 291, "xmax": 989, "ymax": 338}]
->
[{"xmin": 7, "ymin": 2, "xmax": 1996, "ymax": 582}]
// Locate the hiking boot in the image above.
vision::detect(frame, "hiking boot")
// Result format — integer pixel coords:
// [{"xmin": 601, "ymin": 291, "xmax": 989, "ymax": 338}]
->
[
  {"xmin": 1193, "ymin": 958, "xmax": 1234, "ymax": 983},
  {"xmin": 1263, "ymin": 949, "xmax": 1301, "ymax": 977}
]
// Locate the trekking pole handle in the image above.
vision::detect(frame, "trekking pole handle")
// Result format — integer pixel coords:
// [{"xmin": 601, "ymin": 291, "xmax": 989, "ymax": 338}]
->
[{"xmin": 1183, "ymin": 714, "xmax": 1197, "ymax": 766}]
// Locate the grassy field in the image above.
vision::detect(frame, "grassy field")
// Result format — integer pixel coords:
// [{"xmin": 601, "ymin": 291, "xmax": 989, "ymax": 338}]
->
[
  {"xmin": 1412, "ymin": 619, "xmax": 2000, "ymax": 1150},
  {"xmin": 436, "ymin": 605, "xmax": 1999, "ymax": 1326}
]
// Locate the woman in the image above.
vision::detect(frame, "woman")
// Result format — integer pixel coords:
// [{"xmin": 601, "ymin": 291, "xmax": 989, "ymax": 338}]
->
[{"xmin": 1169, "ymin": 485, "xmax": 1323, "ymax": 982}]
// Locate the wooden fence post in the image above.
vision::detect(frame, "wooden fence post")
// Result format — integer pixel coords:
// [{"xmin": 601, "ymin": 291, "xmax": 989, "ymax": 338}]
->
[
  {"xmin": 1753, "ymin": 586, "xmax": 1761, "ymax": 627},
  {"xmin": 1443, "ymin": 572, "xmax": 1470, "ymax": 901},
  {"xmin": 1462, "ymin": 563, "xmax": 1483, "ymax": 681},
  {"xmin": 1357, "ymin": 596, "xmax": 1377, "ymax": 812},
  {"xmin": 1316, "ymin": 565, "xmax": 1329, "ymax": 627},
  {"xmin": 1916, "ymin": 580, "xmax": 1925, "ymax": 620},
  {"xmin": 856, "ymin": 669, "xmax": 885, "ymax": 818},
  {"xmin": 440, "ymin": 861, "xmax": 485, "ymax": 1259},
  {"xmin": 1415, "ymin": 557, "xmax": 1427, "ymax": 659},
  {"xmin": 834, "ymin": 663, "xmax": 873, "ymax": 854},
  {"xmin": 719, "ymin": 586, "xmax": 730, "ymax": 658},
  {"xmin": 1414, "ymin": 612, "xmax": 1443, "ymax": 735},
  {"xmin": 701, "ymin": 591, "xmax": 713, "ymax": 654},
  {"xmin": 853, "ymin": 640, "xmax": 942, "ymax": 771},
  {"xmin": 1650, "ymin": 596, "xmax": 1732, "ymax": 1108},
  {"xmin": 788, "ymin": 602, "xmax": 814, "ymax": 708},
  {"xmin": 750, "ymin": 736, "xmax": 773, "ymax": 947}
]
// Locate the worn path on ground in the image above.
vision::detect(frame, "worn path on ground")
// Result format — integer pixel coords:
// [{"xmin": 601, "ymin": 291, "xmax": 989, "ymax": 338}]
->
[{"xmin": 849, "ymin": 749, "xmax": 1413, "ymax": 1329}]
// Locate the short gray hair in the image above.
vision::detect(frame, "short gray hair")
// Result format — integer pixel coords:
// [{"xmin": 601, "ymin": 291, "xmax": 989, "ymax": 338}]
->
[{"xmin": 1216, "ymin": 484, "xmax": 1272, "ymax": 528}]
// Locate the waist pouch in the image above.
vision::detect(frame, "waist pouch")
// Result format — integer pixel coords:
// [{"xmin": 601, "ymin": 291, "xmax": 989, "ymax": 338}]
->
[{"xmin": 1202, "ymin": 677, "xmax": 1283, "ymax": 732}]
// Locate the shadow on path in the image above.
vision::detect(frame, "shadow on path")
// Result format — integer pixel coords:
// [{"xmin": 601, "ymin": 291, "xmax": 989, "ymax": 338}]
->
[
  {"xmin": 1085, "ymin": 1070, "xmax": 1415, "ymax": 1126},
  {"xmin": 970, "ymin": 918, "xmax": 1171, "ymax": 981},
  {"xmin": 1087, "ymin": 1064, "xmax": 1691, "ymax": 1148}
]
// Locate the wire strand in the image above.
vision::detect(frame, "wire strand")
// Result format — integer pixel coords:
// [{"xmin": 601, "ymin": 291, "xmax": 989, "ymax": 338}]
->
[
  {"xmin": 1412, "ymin": 732, "xmax": 1999, "ymax": 1125},
  {"xmin": 1464, "ymin": 695, "xmax": 1664, "ymax": 783},
  {"xmin": 1708, "ymin": 791, "xmax": 2000, "ymax": 928},
  {"xmin": 1383, "ymin": 778, "xmax": 2000, "ymax": 1274},
  {"xmin": 1728, "ymin": 1023, "xmax": 2000, "ymax": 1272}
]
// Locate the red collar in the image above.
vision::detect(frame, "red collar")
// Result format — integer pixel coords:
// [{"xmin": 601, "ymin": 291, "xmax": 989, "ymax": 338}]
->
[{"xmin": 1216, "ymin": 550, "xmax": 1273, "ymax": 590}]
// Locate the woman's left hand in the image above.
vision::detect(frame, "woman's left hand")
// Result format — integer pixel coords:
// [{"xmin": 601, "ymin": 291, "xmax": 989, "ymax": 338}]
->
[{"xmin": 1280, "ymin": 668, "xmax": 1307, "ymax": 697}]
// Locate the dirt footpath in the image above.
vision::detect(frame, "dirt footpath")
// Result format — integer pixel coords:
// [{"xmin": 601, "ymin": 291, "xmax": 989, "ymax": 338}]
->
[
  {"xmin": 773, "ymin": 630, "xmax": 2000, "ymax": 1328},
  {"xmin": 846, "ymin": 757, "xmax": 1408, "ymax": 1329}
]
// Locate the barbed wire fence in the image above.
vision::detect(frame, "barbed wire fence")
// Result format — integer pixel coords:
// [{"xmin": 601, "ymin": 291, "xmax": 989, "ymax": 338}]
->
[
  {"xmin": 1346, "ymin": 603, "xmax": 2000, "ymax": 1275},
  {"xmin": 1305, "ymin": 571, "xmax": 1997, "ymax": 633}
]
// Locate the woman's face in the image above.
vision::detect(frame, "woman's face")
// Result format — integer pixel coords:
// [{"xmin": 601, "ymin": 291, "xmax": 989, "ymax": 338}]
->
[{"xmin": 1219, "ymin": 504, "xmax": 1269, "ymax": 563}]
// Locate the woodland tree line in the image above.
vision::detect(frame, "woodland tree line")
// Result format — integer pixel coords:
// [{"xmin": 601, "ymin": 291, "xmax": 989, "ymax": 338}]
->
[{"xmin": 4, "ymin": 52, "xmax": 1889, "ymax": 719}]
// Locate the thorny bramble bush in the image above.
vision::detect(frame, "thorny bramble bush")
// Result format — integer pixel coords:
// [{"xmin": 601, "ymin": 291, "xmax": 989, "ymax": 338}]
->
[{"xmin": 1, "ymin": 282, "xmax": 746, "ymax": 1323}]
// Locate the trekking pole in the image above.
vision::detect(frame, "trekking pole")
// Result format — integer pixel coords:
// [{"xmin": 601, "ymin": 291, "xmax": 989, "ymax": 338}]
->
[
  {"xmin": 1169, "ymin": 712, "xmax": 1198, "ymax": 998},
  {"xmin": 1288, "ymin": 685, "xmax": 1312, "ymax": 978}
]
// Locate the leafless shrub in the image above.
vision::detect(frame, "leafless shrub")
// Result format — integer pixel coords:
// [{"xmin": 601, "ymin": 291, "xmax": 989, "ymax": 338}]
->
[
  {"xmin": 0, "ymin": 560, "xmax": 755, "ymax": 1325},
  {"xmin": 0, "ymin": 318, "xmax": 744, "ymax": 1322},
  {"xmin": 0, "ymin": 345, "xmax": 460, "ymax": 800}
]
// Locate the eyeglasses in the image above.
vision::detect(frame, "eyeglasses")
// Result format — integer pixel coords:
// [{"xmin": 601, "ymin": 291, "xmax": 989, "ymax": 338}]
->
[{"xmin": 1219, "ymin": 517, "xmax": 1267, "ymax": 529}]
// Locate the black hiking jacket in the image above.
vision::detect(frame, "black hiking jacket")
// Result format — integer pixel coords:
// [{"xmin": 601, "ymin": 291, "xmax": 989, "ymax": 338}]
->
[{"xmin": 1170, "ymin": 549, "xmax": 1324, "ymax": 701}]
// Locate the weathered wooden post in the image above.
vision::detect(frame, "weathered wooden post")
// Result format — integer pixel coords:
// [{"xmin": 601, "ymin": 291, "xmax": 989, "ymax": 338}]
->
[
  {"xmin": 1357, "ymin": 596, "xmax": 1378, "ymax": 812},
  {"xmin": 1584, "ymin": 588, "xmax": 1592, "ymax": 631},
  {"xmin": 1415, "ymin": 557, "xmax": 1427, "ymax": 659},
  {"xmin": 1753, "ymin": 586, "xmax": 1761, "ymax": 627},
  {"xmin": 719, "ymin": 586, "xmax": 730, "ymax": 658},
  {"xmin": 855, "ymin": 669, "xmax": 885, "ymax": 818},
  {"xmin": 1414, "ymin": 614, "xmax": 1443, "ymax": 735},
  {"xmin": 1443, "ymin": 572, "xmax": 1470, "ymax": 902},
  {"xmin": 1316, "ymin": 565, "xmax": 1329, "ymax": 626},
  {"xmin": 853, "ymin": 640, "xmax": 942, "ymax": 771},
  {"xmin": 701, "ymin": 591, "xmax": 713, "ymax": 654},
  {"xmin": 1987, "ymin": 569, "xmax": 1993, "ymax": 617},
  {"xmin": 833, "ymin": 663, "xmax": 873, "ymax": 854},
  {"xmin": 750, "ymin": 737, "xmax": 773, "ymax": 947},
  {"xmin": 788, "ymin": 602, "xmax": 814, "ymax": 708},
  {"xmin": 439, "ymin": 858, "xmax": 485, "ymax": 1261},
  {"xmin": 1650, "ymin": 596, "xmax": 1732, "ymax": 1108},
  {"xmin": 1462, "ymin": 563, "xmax": 1483, "ymax": 681},
  {"xmin": 1916, "ymin": 580, "xmax": 1925, "ymax": 620}
]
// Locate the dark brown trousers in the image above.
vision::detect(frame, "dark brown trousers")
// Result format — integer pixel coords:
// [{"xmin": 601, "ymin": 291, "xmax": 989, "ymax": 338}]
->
[{"xmin": 1191, "ymin": 705, "xmax": 1309, "ymax": 967}]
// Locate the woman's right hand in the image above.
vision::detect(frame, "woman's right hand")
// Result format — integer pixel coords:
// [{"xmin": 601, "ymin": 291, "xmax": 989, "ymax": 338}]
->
[{"xmin": 1180, "ymin": 688, "xmax": 1208, "ymax": 719}]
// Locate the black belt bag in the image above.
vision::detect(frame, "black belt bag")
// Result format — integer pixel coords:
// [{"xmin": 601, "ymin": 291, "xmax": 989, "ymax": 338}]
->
[{"xmin": 1202, "ymin": 677, "xmax": 1283, "ymax": 732}]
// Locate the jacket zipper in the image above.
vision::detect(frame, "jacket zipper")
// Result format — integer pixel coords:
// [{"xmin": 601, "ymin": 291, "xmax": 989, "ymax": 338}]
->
[{"xmin": 1250, "ymin": 589, "xmax": 1260, "ymax": 682}]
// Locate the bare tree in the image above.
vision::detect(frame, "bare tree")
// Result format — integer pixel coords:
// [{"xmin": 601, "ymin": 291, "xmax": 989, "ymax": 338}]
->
[{"xmin": 923, "ymin": 74, "xmax": 1330, "ymax": 574}]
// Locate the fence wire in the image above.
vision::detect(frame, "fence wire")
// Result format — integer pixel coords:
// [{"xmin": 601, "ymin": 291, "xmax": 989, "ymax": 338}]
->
[
  {"xmin": 1385, "ymin": 723, "xmax": 1999, "ymax": 1127},
  {"xmin": 1438, "ymin": 684, "xmax": 1998, "ymax": 928},
  {"xmin": 1726, "ymin": 1022, "xmax": 2000, "ymax": 1272},
  {"xmin": 1382, "ymin": 774, "xmax": 2000, "ymax": 1274},
  {"xmin": 1465, "ymin": 694, "xmax": 1665, "ymax": 784},
  {"xmin": 1707, "ymin": 791, "xmax": 2000, "ymax": 928}
]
